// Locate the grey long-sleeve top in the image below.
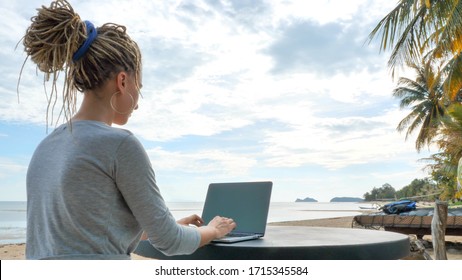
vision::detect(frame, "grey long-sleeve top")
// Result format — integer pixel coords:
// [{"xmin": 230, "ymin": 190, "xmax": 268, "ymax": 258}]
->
[{"xmin": 26, "ymin": 120, "xmax": 200, "ymax": 259}]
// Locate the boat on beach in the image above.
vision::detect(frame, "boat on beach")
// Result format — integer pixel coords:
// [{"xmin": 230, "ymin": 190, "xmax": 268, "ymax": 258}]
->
[
  {"xmin": 358, "ymin": 203, "xmax": 380, "ymax": 210},
  {"xmin": 353, "ymin": 207, "xmax": 462, "ymax": 239}
]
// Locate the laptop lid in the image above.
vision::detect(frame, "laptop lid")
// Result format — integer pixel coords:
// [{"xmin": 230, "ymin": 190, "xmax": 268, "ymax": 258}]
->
[{"xmin": 201, "ymin": 181, "xmax": 273, "ymax": 236}]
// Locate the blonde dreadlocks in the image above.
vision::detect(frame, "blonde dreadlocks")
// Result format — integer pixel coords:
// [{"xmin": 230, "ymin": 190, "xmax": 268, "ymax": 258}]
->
[{"xmin": 20, "ymin": 0, "xmax": 142, "ymax": 127}]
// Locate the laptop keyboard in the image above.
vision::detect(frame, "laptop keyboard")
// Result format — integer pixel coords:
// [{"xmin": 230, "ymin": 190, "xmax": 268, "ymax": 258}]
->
[{"xmin": 225, "ymin": 232, "xmax": 250, "ymax": 237}]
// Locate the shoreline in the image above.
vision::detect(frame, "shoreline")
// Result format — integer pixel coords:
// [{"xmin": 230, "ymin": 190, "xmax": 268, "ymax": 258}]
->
[{"xmin": 2, "ymin": 215, "xmax": 461, "ymax": 260}]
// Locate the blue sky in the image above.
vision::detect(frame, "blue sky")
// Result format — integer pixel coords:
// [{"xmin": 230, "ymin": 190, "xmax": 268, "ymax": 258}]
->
[{"xmin": 0, "ymin": 0, "xmax": 434, "ymax": 202}]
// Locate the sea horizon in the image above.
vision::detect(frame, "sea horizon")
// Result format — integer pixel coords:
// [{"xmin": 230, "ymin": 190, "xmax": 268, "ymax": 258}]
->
[{"xmin": 0, "ymin": 201, "xmax": 369, "ymax": 245}]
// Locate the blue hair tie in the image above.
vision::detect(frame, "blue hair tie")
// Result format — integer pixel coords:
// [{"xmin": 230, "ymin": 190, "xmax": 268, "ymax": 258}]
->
[{"xmin": 72, "ymin": 20, "xmax": 97, "ymax": 62}]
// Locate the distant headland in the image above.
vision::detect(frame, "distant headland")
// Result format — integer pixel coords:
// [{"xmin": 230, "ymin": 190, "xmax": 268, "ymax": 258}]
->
[
  {"xmin": 329, "ymin": 197, "xmax": 364, "ymax": 202},
  {"xmin": 295, "ymin": 197, "xmax": 364, "ymax": 202},
  {"xmin": 295, "ymin": 197, "xmax": 318, "ymax": 202}
]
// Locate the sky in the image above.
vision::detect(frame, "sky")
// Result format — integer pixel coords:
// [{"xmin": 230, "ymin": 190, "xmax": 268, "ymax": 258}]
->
[{"xmin": 0, "ymin": 0, "xmax": 435, "ymax": 202}]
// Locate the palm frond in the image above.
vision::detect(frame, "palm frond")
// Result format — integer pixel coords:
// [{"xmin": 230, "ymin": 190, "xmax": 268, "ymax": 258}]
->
[
  {"xmin": 441, "ymin": 51, "xmax": 462, "ymax": 100},
  {"xmin": 387, "ymin": 7, "xmax": 428, "ymax": 75}
]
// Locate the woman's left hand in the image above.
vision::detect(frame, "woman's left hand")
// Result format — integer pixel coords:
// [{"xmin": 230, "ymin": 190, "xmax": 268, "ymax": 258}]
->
[{"xmin": 177, "ymin": 214, "xmax": 205, "ymax": 227}]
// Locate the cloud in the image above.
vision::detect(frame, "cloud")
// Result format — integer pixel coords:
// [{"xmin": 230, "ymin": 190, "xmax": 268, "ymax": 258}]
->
[
  {"xmin": 203, "ymin": 0, "xmax": 271, "ymax": 31},
  {"xmin": 147, "ymin": 146, "xmax": 257, "ymax": 176},
  {"xmin": 0, "ymin": 157, "xmax": 28, "ymax": 201},
  {"xmin": 139, "ymin": 37, "xmax": 211, "ymax": 91},
  {"xmin": 270, "ymin": 0, "xmax": 369, "ymax": 24},
  {"xmin": 265, "ymin": 20, "xmax": 382, "ymax": 76},
  {"xmin": 260, "ymin": 107, "xmax": 420, "ymax": 170},
  {"xmin": 0, "ymin": 158, "xmax": 28, "ymax": 178}
]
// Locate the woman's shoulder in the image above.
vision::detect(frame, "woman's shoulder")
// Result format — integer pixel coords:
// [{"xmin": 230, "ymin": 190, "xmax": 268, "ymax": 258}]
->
[
  {"xmin": 74, "ymin": 120, "xmax": 133, "ymax": 136},
  {"xmin": 51, "ymin": 120, "xmax": 136, "ymax": 145}
]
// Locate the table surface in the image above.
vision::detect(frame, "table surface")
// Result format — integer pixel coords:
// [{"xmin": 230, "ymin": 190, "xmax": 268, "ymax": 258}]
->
[{"xmin": 134, "ymin": 226, "xmax": 410, "ymax": 260}]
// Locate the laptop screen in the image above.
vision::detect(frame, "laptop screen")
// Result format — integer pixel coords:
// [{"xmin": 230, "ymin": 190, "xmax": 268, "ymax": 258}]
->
[{"xmin": 201, "ymin": 181, "xmax": 272, "ymax": 235}]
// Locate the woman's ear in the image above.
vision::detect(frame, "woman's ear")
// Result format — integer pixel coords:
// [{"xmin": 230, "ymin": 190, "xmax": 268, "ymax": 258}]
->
[{"xmin": 116, "ymin": 71, "xmax": 128, "ymax": 92}]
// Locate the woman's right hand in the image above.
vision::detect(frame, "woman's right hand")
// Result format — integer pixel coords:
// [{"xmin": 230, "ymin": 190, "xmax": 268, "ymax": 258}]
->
[
  {"xmin": 208, "ymin": 216, "xmax": 237, "ymax": 239},
  {"xmin": 197, "ymin": 216, "xmax": 236, "ymax": 246}
]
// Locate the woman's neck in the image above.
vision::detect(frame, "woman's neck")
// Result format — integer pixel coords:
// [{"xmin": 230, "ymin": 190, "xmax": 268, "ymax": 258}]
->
[{"xmin": 72, "ymin": 91, "xmax": 114, "ymax": 126}]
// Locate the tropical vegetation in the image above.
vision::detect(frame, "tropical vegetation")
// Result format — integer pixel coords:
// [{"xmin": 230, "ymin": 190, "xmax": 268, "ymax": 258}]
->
[
  {"xmin": 369, "ymin": 0, "xmax": 462, "ymax": 201},
  {"xmin": 363, "ymin": 179, "xmax": 439, "ymax": 202}
]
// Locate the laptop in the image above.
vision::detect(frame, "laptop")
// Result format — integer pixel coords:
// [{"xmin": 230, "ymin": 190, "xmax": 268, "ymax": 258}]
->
[{"xmin": 201, "ymin": 181, "xmax": 273, "ymax": 243}]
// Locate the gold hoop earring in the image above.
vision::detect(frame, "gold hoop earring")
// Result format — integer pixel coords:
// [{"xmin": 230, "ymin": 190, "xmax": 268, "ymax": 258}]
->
[{"xmin": 110, "ymin": 91, "xmax": 135, "ymax": 115}]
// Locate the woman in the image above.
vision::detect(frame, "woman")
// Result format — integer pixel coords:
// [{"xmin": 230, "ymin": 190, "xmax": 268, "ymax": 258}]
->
[{"xmin": 22, "ymin": 0, "xmax": 236, "ymax": 259}]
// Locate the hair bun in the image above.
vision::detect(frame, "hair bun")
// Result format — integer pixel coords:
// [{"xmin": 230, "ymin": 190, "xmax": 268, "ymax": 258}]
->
[{"xmin": 23, "ymin": 0, "xmax": 85, "ymax": 73}]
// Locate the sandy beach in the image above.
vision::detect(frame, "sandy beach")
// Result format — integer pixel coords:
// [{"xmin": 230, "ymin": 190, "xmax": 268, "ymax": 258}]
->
[{"xmin": 2, "ymin": 216, "xmax": 461, "ymax": 260}]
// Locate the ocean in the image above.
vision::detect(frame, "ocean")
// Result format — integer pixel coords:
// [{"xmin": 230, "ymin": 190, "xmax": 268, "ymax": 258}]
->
[{"xmin": 0, "ymin": 201, "xmax": 367, "ymax": 245}]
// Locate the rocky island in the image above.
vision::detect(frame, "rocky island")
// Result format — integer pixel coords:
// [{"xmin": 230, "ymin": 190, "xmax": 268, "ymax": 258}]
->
[
  {"xmin": 295, "ymin": 197, "xmax": 318, "ymax": 202},
  {"xmin": 330, "ymin": 197, "xmax": 364, "ymax": 202}
]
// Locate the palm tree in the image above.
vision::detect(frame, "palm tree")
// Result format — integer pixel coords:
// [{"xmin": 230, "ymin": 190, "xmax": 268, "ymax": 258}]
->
[
  {"xmin": 424, "ymin": 152, "xmax": 458, "ymax": 200},
  {"xmin": 437, "ymin": 104, "xmax": 462, "ymax": 160},
  {"xmin": 369, "ymin": 0, "xmax": 462, "ymax": 99},
  {"xmin": 393, "ymin": 58, "xmax": 446, "ymax": 151},
  {"xmin": 434, "ymin": 104, "xmax": 462, "ymax": 198}
]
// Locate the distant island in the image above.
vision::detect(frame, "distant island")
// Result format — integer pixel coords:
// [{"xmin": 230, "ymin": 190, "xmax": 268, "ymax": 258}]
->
[
  {"xmin": 295, "ymin": 197, "xmax": 318, "ymax": 202},
  {"xmin": 294, "ymin": 197, "xmax": 364, "ymax": 202},
  {"xmin": 330, "ymin": 197, "xmax": 364, "ymax": 202}
]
